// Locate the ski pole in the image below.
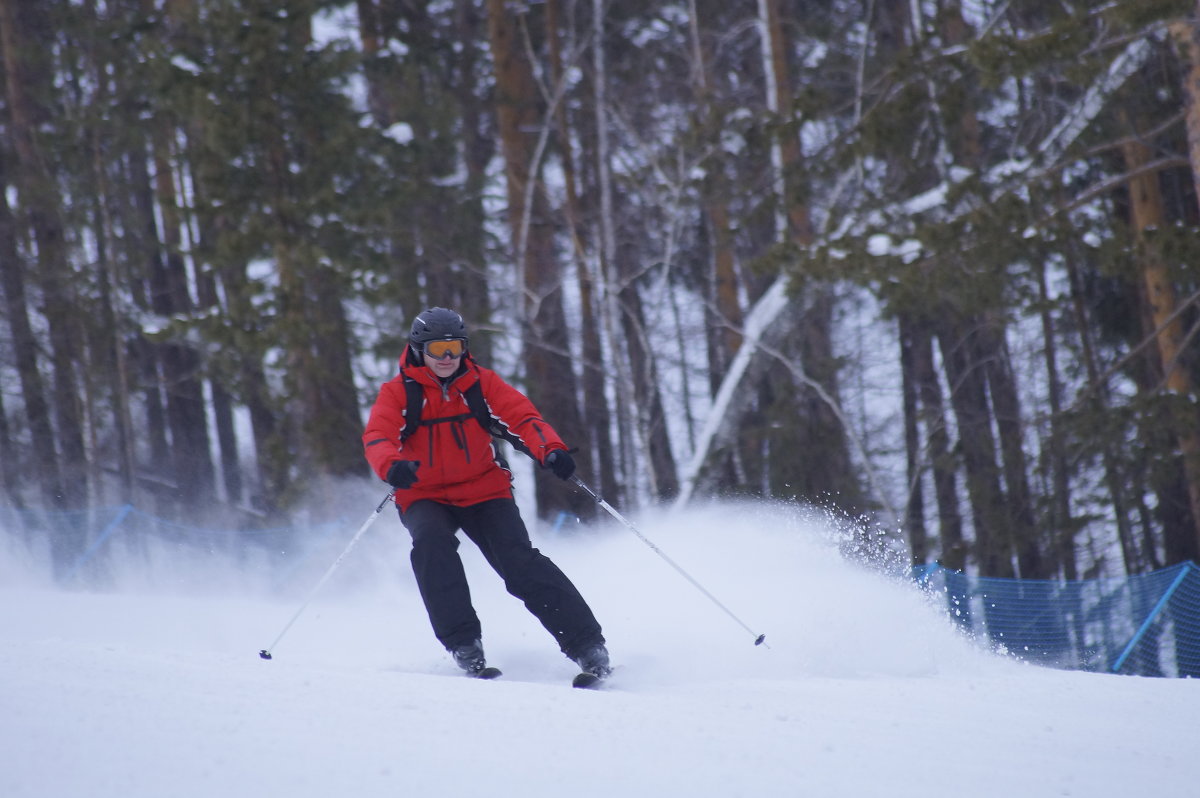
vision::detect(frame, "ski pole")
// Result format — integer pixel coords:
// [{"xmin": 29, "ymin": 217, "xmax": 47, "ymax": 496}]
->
[
  {"xmin": 259, "ymin": 489, "xmax": 396, "ymax": 660},
  {"xmin": 571, "ymin": 476, "xmax": 766, "ymax": 647}
]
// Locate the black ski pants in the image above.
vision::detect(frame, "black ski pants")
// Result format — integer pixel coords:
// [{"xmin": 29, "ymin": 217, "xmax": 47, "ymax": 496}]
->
[{"xmin": 398, "ymin": 497, "xmax": 604, "ymax": 658}]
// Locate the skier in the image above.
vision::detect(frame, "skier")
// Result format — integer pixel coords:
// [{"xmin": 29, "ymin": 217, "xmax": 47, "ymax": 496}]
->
[{"xmin": 362, "ymin": 307, "xmax": 611, "ymax": 681}]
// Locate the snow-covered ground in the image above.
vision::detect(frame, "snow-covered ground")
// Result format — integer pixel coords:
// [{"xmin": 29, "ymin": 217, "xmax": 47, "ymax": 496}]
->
[{"xmin": 1, "ymin": 500, "xmax": 1194, "ymax": 798}]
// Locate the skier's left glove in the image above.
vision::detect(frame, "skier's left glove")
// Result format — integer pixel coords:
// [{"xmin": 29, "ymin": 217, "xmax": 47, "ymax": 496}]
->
[{"xmin": 545, "ymin": 450, "xmax": 576, "ymax": 480}]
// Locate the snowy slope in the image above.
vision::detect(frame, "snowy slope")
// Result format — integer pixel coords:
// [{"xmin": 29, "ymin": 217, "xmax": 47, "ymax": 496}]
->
[{"xmin": 1, "ymin": 502, "xmax": 1195, "ymax": 798}]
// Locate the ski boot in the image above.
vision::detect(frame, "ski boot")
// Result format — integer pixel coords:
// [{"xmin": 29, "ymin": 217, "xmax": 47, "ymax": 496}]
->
[
  {"xmin": 572, "ymin": 643, "xmax": 613, "ymax": 682},
  {"xmin": 451, "ymin": 640, "xmax": 490, "ymax": 677}
]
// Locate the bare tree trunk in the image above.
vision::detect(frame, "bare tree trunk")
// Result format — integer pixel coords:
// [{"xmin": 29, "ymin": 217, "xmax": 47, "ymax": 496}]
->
[
  {"xmin": 122, "ymin": 140, "xmax": 173, "ymax": 497},
  {"xmin": 1122, "ymin": 126, "xmax": 1200, "ymax": 565},
  {"xmin": 216, "ymin": 249, "xmax": 287, "ymax": 514},
  {"xmin": 1172, "ymin": 8, "xmax": 1200, "ymax": 216},
  {"xmin": 486, "ymin": 0, "xmax": 589, "ymax": 519},
  {"xmin": 949, "ymin": 0, "xmax": 1038, "ymax": 574},
  {"xmin": 1063, "ymin": 248, "xmax": 1138, "ymax": 574},
  {"xmin": 309, "ymin": 263, "xmax": 369, "ymax": 478},
  {"xmin": 910, "ymin": 315, "xmax": 966, "ymax": 570},
  {"xmin": 71, "ymin": 0, "xmax": 137, "ymax": 506},
  {"xmin": 87, "ymin": 148, "xmax": 136, "ymax": 505},
  {"xmin": 589, "ymin": 0, "xmax": 639, "ymax": 504},
  {"xmin": 162, "ymin": 3, "xmax": 281, "ymax": 513},
  {"xmin": 1167, "ymin": 15, "xmax": 1200, "ymax": 563},
  {"xmin": 688, "ymin": 0, "xmax": 742, "ymax": 493},
  {"xmin": 89, "ymin": 182, "xmax": 136, "ymax": 505},
  {"xmin": 686, "ymin": 0, "xmax": 742, "ymax": 381},
  {"xmin": 355, "ymin": 0, "xmax": 428, "ymax": 341},
  {"xmin": 0, "ymin": 0, "xmax": 87, "ymax": 528},
  {"xmin": 937, "ymin": 312, "xmax": 1014, "ymax": 577},
  {"xmin": 899, "ymin": 313, "xmax": 929, "ymax": 566},
  {"xmin": 759, "ymin": 0, "xmax": 812, "ymax": 243},
  {"xmin": 190, "ymin": 201, "xmax": 244, "ymax": 507},
  {"xmin": 758, "ymin": 0, "xmax": 855, "ymax": 506},
  {"xmin": 589, "ymin": 0, "xmax": 678, "ymax": 500},
  {"xmin": 0, "ymin": 388, "xmax": 16, "ymax": 506},
  {"xmin": 1035, "ymin": 258, "xmax": 1076, "ymax": 579},
  {"xmin": 614, "ymin": 241, "xmax": 681, "ymax": 499},
  {"xmin": 150, "ymin": 117, "xmax": 216, "ymax": 508},
  {"xmin": 976, "ymin": 314, "xmax": 1045, "ymax": 577},
  {"xmin": 356, "ymin": 0, "xmax": 395, "ymax": 127},
  {"xmin": 0, "ymin": 145, "xmax": 61, "ymax": 507},
  {"xmin": 255, "ymin": 11, "xmax": 364, "ymax": 495},
  {"xmin": 942, "ymin": 26, "xmax": 1047, "ymax": 573},
  {"xmin": 452, "ymin": 0, "xmax": 494, "ymax": 365},
  {"xmin": 547, "ymin": 0, "xmax": 613, "ymax": 507},
  {"xmin": 706, "ymin": 202, "xmax": 742, "ymax": 390}
]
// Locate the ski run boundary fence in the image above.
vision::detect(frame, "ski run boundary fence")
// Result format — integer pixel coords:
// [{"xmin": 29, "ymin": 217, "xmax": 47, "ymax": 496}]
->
[
  {"xmin": 3, "ymin": 503, "xmax": 1199, "ymax": 678},
  {"xmin": 914, "ymin": 562, "xmax": 1200, "ymax": 678}
]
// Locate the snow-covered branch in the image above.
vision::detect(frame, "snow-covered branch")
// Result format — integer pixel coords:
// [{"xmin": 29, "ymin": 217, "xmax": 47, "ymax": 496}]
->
[
  {"xmin": 674, "ymin": 276, "xmax": 790, "ymax": 508},
  {"xmin": 830, "ymin": 33, "xmax": 1158, "ymax": 244}
]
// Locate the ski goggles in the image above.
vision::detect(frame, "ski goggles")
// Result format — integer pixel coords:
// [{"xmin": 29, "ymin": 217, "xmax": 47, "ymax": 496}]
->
[{"xmin": 423, "ymin": 339, "xmax": 467, "ymax": 360}]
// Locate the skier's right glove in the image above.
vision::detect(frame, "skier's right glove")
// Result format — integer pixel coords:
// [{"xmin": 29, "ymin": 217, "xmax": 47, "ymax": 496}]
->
[{"xmin": 386, "ymin": 460, "xmax": 420, "ymax": 489}]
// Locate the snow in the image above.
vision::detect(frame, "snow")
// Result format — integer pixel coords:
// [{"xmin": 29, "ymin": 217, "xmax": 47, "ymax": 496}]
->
[
  {"xmin": 1038, "ymin": 37, "xmax": 1154, "ymax": 164},
  {"xmin": 2, "ymin": 501, "xmax": 1194, "ymax": 798},
  {"xmin": 382, "ymin": 122, "xmax": 414, "ymax": 145},
  {"xmin": 867, "ymin": 233, "xmax": 922, "ymax": 262}
]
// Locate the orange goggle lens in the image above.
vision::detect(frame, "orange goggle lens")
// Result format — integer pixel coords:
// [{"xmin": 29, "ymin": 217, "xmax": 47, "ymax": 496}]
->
[{"xmin": 424, "ymin": 339, "xmax": 466, "ymax": 359}]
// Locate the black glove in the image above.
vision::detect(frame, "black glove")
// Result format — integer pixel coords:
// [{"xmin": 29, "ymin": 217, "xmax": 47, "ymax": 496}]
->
[
  {"xmin": 545, "ymin": 450, "xmax": 576, "ymax": 480},
  {"xmin": 386, "ymin": 460, "xmax": 420, "ymax": 489}
]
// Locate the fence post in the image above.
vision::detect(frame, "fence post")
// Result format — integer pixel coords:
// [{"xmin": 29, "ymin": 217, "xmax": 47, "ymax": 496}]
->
[
  {"xmin": 1111, "ymin": 564, "xmax": 1190, "ymax": 674},
  {"xmin": 65, "ymin": 504, "xmax": 134, "ymax": 582},
  {"xmin": 912, "ymin": 562, "xmax": 942, "ymax": 584}
]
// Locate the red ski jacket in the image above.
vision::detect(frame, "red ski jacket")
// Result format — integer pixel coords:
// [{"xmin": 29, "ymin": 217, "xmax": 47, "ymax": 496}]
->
[{"xmin": 362, "ymin": 350, "xmax": 567, "ymax": 511}]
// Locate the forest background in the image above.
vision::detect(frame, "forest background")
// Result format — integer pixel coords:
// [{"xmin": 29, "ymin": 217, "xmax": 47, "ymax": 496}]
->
[{"xmin": 2, "ymin": 0, "xmax": 1200, "ymax": 583}]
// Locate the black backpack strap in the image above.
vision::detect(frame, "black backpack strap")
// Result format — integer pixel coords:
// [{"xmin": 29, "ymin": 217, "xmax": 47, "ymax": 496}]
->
[
  {"xmin": 399, "ymin": 376, "xmax": 424, "ymax": 441},
  {"xmin": 400, "ymin": 372, "xmax": 532, "ymax": 459},
  {"xmin": 461, "ymin": 380, "xmax": 533, "ymax": 458},
  {"xmin": 403, "ymin": 373, "xmax": 480, "ymax": 443}
]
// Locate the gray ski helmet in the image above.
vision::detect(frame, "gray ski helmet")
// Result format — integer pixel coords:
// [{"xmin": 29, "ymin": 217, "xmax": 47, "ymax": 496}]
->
[{"xmin": 408, "ymin": 307, "xmax": 468, "ymax": 363}]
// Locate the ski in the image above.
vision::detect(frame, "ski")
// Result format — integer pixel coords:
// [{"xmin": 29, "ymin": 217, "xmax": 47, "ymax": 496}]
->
[
  {"xmin": 571, "ymin": 671, "xmax": 605, "ymax": 689},
  {"xmin": 464, "ymin": 666, "xmax": 611, "ymax": 686}
]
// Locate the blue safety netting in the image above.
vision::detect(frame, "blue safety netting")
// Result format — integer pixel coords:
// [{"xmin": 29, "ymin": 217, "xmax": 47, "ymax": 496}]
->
[{"xmin": 914, "ymin": 562, "xmax": 1200, "ymax": 678}]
